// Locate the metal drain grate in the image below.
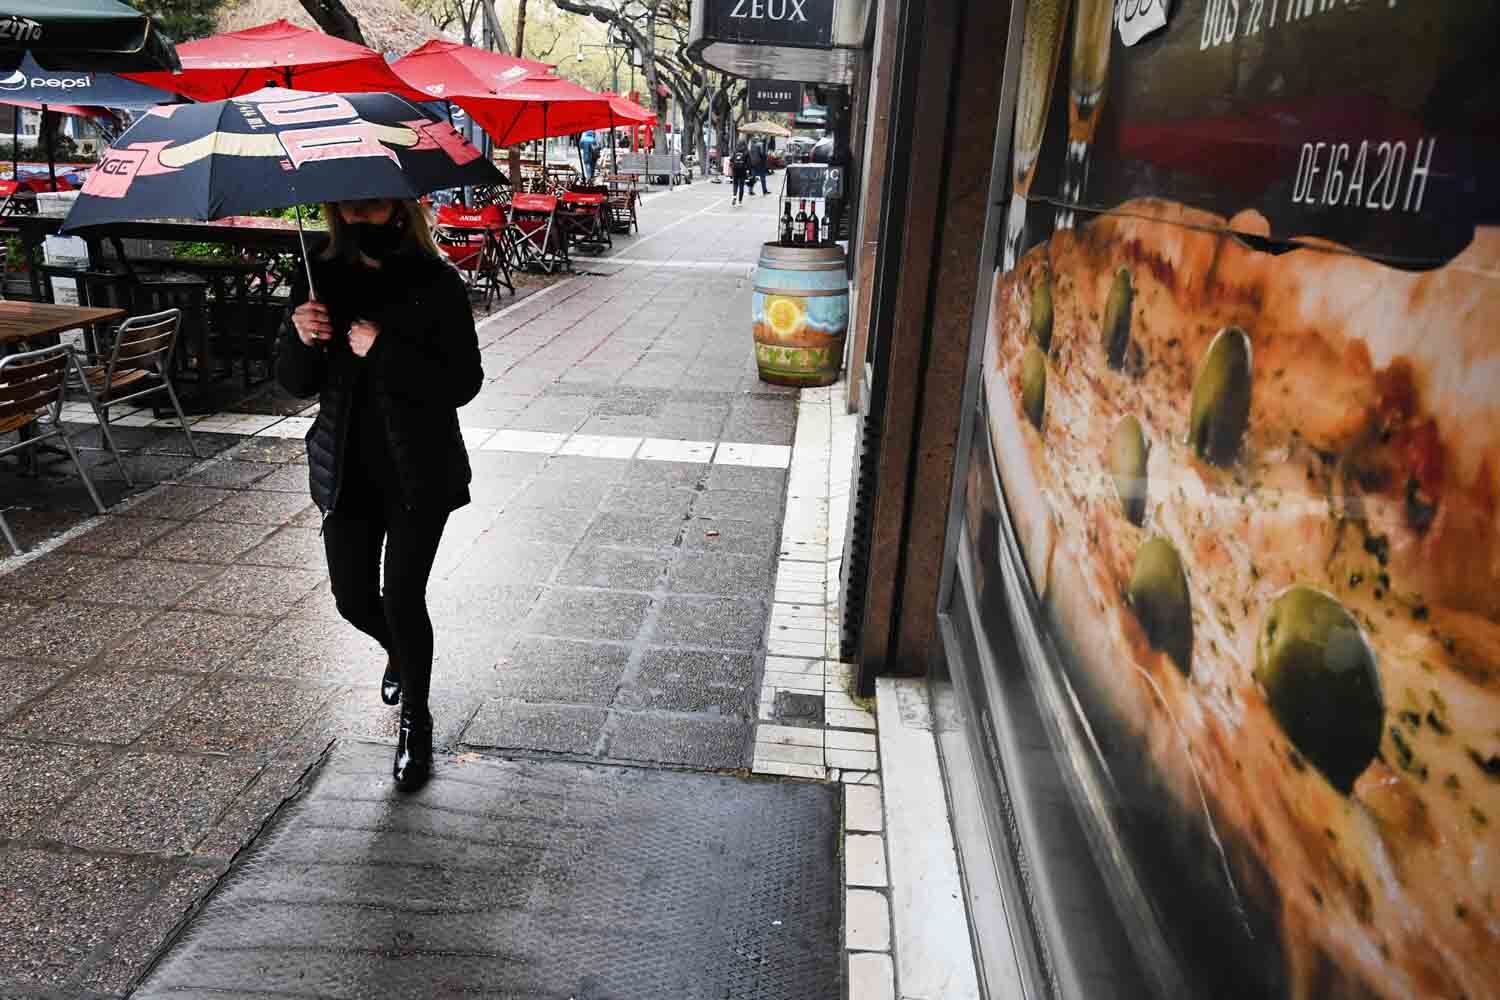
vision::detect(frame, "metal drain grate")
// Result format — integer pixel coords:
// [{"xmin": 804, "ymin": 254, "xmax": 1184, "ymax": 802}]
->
[{"xmin": 137, "ymin": 742, "xmax": 841, "ymax": 1000}]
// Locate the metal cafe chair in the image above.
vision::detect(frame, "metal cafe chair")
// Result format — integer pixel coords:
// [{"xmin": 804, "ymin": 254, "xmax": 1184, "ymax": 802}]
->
[
  {"xmin": 558, "ymin": 189, "xmax": 612, "ymax": 253},
  {"xmin": 0, "ymin": 344, "xmax": 107, "ymax": 554},
  {"xmin": 506, "ymin": 194, "xmax": 570, "ymax": 274},
  {"xmin": 71, "ymin": 308, "xmax": 200, "ymax": 487},
  {"xmin": 603, "ymin": 174, "xmax": 641, "ymax": 234},
  {"xmin": 433, "ymin": 203, "xmax": 515, "ymax": 306}
]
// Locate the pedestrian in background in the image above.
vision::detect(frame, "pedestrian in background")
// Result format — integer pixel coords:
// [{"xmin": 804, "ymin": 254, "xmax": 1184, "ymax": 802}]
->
[
  {"xmin": 749, "ymin": 139, "xmax": 769, "ymax": 196},
  {"xmin": 278, "ymin": 196, "xmax": 483, "ymax": 792},
  {"xmin": 730, "ymin": 141, "xmax": 751, "ymax": 205},
  {"xmin": 580, "ymin": 129, "xmax": 597, "ymax": 182}
]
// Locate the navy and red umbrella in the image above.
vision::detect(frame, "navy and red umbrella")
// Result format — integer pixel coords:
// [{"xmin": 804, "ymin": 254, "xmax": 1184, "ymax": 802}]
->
[
  {"xmin": 62, "ymin": 88, "xmax": 504, "ymax": 231},
  {"xmin": 62, "ymin": 88, "xmax": 506, "ymax": 292}
]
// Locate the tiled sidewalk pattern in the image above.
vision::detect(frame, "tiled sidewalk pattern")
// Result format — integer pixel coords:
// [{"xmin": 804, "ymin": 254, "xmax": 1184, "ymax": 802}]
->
[{"xmin": 0, "ymin": 182, "xmax": 832, "ymax": 997}]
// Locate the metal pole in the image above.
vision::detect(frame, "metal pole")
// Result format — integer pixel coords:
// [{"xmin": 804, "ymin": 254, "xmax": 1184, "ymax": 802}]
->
[
  {"xmin": 44, "ymin": 105, "xmax": 55, "ymax": 189},
  {"xmin": 609, "ymin": 109, "xmax": 617, "ymax": 174},
  {"xmin": 294, "ymin": 201, "xmax": 317, "ymax": 302}
]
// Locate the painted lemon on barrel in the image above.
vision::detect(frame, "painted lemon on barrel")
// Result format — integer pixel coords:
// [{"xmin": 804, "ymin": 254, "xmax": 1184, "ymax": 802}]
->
[
  {"xmin": 765, "ymin": 295, "xmax": 808, "ymax": 338},
  {"xmin": 753, "ymin": 243, "xmax": 850, "ymax": 388}
]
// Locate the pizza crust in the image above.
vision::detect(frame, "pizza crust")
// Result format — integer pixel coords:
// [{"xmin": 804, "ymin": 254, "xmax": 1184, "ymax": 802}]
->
[{"xmin": 982, "ymin": 202, "xmax": 1500, "ymax": 998}]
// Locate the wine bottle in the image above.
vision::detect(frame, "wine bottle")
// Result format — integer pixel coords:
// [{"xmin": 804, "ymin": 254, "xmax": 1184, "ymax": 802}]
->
[
  {"xmin": 821, "ymin": 208, "xmax": 831, "ymax": 243},
  {"xmin": 805, "ymin": 201, "xmax": 819, "ymax": 245},
  {"xmin": 781, "ymin": 201, "xmax": 795, "ymax": 244},
  {"xmin": 794, "ymin": 200, "xmax": 808, "ymax": 245}
]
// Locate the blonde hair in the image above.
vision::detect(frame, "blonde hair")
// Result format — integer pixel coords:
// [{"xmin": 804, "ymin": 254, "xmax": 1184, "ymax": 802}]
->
[{"xmin": 319, "ymin": 198, "xmax": 442, "ymax": 261}]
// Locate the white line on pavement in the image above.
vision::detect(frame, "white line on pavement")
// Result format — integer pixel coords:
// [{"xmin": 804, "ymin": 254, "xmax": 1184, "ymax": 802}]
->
[{"xmin": 601, "ymin": 195, "xmax": 731, "ymax": 260}]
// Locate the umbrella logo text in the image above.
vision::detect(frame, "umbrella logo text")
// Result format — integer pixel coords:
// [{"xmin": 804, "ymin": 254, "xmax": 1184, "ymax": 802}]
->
[{"xmin": 0, "ymin": 17, "xmax": 42, "ymax": 44}]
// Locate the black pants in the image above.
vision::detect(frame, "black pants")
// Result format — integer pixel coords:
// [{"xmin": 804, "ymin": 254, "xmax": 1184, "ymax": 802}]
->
[{"xmin": 323, "ymin": 501, "xmax": 449, "ymax": 710}]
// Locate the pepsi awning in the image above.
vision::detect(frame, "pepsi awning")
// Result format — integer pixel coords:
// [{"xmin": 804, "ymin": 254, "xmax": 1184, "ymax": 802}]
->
[{"xmin": 0, "ymin": 53, "xmax": 174, "ymax": 107}]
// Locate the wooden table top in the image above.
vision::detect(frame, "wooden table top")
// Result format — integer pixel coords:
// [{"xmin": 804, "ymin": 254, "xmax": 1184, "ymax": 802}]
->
[{"xmin": 0, "ymin": 301, "xmax": 126, "ymax": 345}]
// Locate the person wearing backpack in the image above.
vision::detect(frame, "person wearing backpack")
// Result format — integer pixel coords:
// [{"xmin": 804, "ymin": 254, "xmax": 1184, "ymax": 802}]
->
[
  {"xmin": 749, "ymin": 139, "xmax": 769, "ymax": 195},
  {"xmin": 730, "ymin": 141, "xmax": 751, "ymax": 205}
]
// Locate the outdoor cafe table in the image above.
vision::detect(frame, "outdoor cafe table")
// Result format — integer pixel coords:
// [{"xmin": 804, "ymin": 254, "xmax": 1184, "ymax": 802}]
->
[
  {"xmin": 3, "ymin": 215, "xmax": 310, "ymax": 392},
  {"xmin": 0, "ymin": 301, "xmax": 127, "ymax": 471},
  {"xmin": 0, "ymin": 301, "xmax": 126, "ymax": 349}
]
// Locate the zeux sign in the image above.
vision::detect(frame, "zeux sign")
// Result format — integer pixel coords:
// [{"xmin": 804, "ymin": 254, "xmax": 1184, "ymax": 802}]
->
[{"xmin": 703, "ymin": 0, "xmax": 836, "ymax": 48}]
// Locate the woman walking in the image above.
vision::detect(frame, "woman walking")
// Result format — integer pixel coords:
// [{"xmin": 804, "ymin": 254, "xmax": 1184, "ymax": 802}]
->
[{"xmin": 277, "ymin": 197, "xmax": 482, "ymax": 791}]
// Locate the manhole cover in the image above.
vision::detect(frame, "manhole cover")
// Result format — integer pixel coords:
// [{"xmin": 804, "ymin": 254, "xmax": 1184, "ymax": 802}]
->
[
  {"xmin": 774, "ymin": 690, "xmax": 825, "ymax": 724},
  {"xmin": 137, "ymin": 742, "xmax": 841, "ymax": 1000}
]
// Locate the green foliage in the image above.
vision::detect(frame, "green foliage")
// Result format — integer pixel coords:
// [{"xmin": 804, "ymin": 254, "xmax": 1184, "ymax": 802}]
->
[
  {"xmin": 252, "ymin": 204, "xmax": 325, "ymax": 223},
  {"xmin": 128, "ymin": 0, "xmax": 229, "ymax": 42},
  {"xmin": 172, "ymin": 240, "xmax": 232, "ymax": 259},
  {"xmin": 5, "ymin": 236, "xmax": 26, "ymax": 272}
]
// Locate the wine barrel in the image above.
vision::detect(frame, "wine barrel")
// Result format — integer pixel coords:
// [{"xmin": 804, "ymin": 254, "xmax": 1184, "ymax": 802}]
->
[{"xmin": 752, "ymin": 242, "xmax": 849, "ymax": 387}]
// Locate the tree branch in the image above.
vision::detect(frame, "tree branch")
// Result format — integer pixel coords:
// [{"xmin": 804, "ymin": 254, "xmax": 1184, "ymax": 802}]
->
[{"xmin": 297, "ymin": 0, "xmax": 365, "ymax": 44}]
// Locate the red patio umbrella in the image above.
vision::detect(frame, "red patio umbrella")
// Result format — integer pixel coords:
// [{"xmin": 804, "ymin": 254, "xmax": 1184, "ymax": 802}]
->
[
  {"xmin": 391, "ymin": 39, "xmax": 553, "ymax": 103},
  {"xmin": 392, "ymin": 45, "xmax": 624, "ymax": 150},
  {"xmin": 595, "ymin": 91, "xmax": 654, "ymax": 171},
  {"xmin": 123, "ymin": 19, "xmax": 426, "ymax": 103}
]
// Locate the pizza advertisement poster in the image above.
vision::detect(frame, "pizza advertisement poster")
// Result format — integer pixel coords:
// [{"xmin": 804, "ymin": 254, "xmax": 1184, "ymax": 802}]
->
[{"xmin": 976, "ymin": 0, "xmax": 1500, "ymax": 996}]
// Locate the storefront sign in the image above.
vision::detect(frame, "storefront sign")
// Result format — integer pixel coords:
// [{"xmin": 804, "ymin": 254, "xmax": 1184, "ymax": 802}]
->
[
  {"xmin": 702, "ymin": 0, "xmax": 837, "ymax": 48},
  {"xmin": 748, "ymin": 79, "xmax": 804, "ymax": 113}
]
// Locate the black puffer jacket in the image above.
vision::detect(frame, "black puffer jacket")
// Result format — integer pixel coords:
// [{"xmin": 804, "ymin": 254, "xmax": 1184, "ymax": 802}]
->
[{"xmin": 275, "ymin": 241, "xmax": 483, "ymax": 513}]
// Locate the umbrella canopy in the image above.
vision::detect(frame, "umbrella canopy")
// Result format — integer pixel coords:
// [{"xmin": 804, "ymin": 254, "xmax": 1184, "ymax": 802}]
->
[
  {"xmin": 599, "ymin": 91, "xmax": 656, "ymax": 125},
  {"xmin": 62, "ymin": 87, "xmax": 503, "ymax": 231},
  {"xmin": 451, "ymin": 74, "xmax": 623, "ymax": 148},
  {"xmin": 392, "ymin": 39, "xmax": 552, "ymax": 103},
  {"xmin": 739, "ymin": 120, "xmax": 790, "ymax": 138},
  {"xmin": 0, "ymin": 52, "xmax": 176, "ymax": 107},
  {"xmin": 0, "ymin": 0, "xmax": 179, "ymax": 73},
  {"xmin": 123, "ymin": 19, "xmax": 427, "ymax": 103}
]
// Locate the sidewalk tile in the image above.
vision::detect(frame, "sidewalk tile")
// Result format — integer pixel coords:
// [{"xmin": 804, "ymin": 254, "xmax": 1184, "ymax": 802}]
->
[
  {"xmin": 558, "ymin": 434, "xmax": 642, "ymax": 459},
  {"xmin": 848, "ymin": 952, "xmax": 895, "ymax": 1000},
  {"xmin": 481, "ymin": 429, "xmax": 567, "ymax": 454},
  {"xmin": 5, "ymin": 670, "xmax": 198, "ymax": 744},
  {"xmin": 637, "ymin": 438, "xmax": 716, "ymax": 463},
  {"xmin": 846, "ymin": 890, "xmax": 892, "ymax": 951},
  {"xmin": 844, "ymin": 784, "xmax": 883, "ymax": 832},
  {"xmin": 0, "ymin": 742, "xmax": 113, "ymax": 838},
  {"xmin": 464, "ymin": 700, "xmax": 607, "ymax": 755},
  {"xmin": 846, "ymin": 833, "xmax": 889, "ymax": 888}
]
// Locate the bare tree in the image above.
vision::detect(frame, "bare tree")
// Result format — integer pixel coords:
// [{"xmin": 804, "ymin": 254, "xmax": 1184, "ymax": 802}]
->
[
  {"xmin": 547, "ymin": 0, "xmax": 682, "ymax": 154},
  {"xmin": 506, "ymin": 0, "xmax": 529, "ymax": 187}
]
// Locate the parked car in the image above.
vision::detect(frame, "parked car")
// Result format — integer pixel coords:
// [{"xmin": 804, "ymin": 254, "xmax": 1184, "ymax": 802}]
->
[{"xmin": 784, "ymin": 136, "xmax": 817, "ymax": 163}]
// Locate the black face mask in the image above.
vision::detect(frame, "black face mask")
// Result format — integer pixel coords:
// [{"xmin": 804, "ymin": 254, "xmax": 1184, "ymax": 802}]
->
[{"xmin": 347, "ymin": 220, "xmax": 404, "ymax": 261}]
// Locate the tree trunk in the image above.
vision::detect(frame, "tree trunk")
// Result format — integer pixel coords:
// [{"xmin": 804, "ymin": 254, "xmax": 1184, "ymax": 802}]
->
[
  {"xmin": 297, "ymin": 0, "xmax": 366, "ymax": 45},
  {"xmin": 507, "ymin": 0, "xmax": 529, "ymax": 189}
]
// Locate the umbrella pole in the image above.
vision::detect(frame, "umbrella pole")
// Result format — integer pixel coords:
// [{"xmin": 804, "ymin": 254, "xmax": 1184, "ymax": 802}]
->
[
  {"xmin": 11, "ymin": 109, "xmax": 17, "ymax": 180},
  {"xmin": 44, "ymin": 106, "xmax": 55, "ymax": 189},
  {"xmin": 295, "ymin": 202, "xmax": 317, "ymax": 301},
  {"xmin": 610, "ymin": 110, "xmax": 617, "ymax": 174}
]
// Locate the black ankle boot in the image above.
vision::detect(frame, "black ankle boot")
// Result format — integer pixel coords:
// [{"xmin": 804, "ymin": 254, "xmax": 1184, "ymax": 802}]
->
[
  {"xmin": 393, "ymin": 705, "xmax": 432, "ymax": 791},
  {"xmin": 380, "ymin": 655, "xmax": 401, "ymax": 706}
]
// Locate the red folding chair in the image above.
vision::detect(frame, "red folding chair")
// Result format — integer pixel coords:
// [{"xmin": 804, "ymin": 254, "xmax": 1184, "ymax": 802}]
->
[
  {"xmin": 558, "ymin": 190, "xmax": 611, "ymax": 253},
  {"xmin": 434, "ymin": 203, "xmax": 514, "ymax": 305},
  {"xmin": 506, "ymin": 193, "xmax": 569, "ymax": 274}
]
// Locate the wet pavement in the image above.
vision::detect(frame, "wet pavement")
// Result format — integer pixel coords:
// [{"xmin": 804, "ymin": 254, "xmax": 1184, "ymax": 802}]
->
[{"xmin": 0, "ymin": 180, "xmax": 839, "ymax": 998}]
